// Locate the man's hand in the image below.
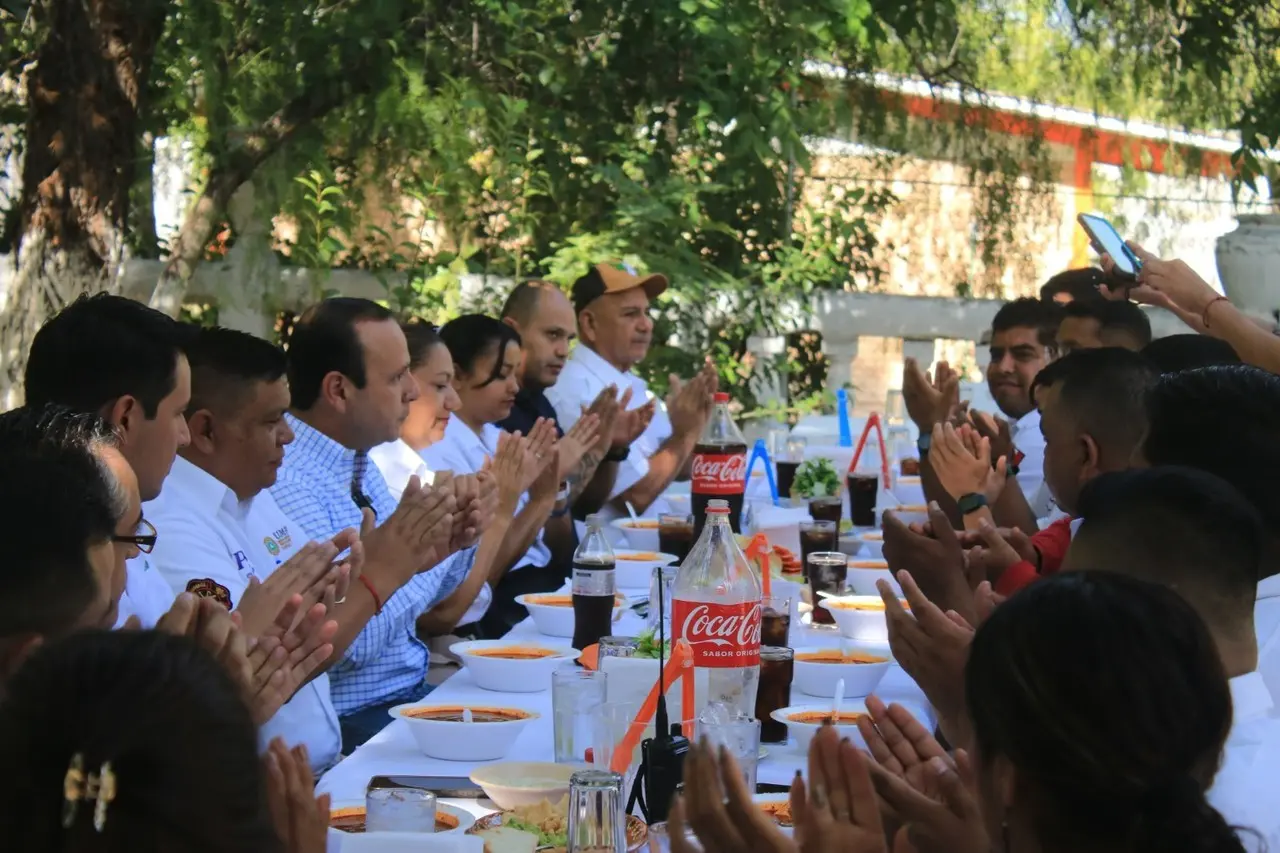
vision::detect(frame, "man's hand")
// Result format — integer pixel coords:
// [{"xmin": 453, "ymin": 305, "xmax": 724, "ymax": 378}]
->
[
  {"xmin": 530, "ymin": 447, "xmax": 562, "ymax": 503},
  {"xmin": 519, "ymin": 419, "xmax": 560, "ymax": 493},
  {"xmin": 882, "ymin": 502, "xmax": 973, "ymax": 622},
  {"xmin": 879, "ymin": 571, "xmax": 973, "ymax": 745},
  {"xmin": 249, "ymin": 600, "xmax": 338, "ymax": 722},
  {"xmin": 362, "ymin": 477, "xmax": 456, "ymax": 587},
  {"xmin": 235, "ymin": 541, "xmax": 340, "ymax": 638},
  {"xmin": 929, "ymin": 422, "xmax": 1007, "ymax": 505},
  {"xmin": 557, "ymin": 413, "xmax": 601, "ymax": 481},
  {"xmin": 614, "ymin": 390, "xmax": 656, "ymax": 448},
  {"xmin": 968, "ymin": 410, "xmax": 1013, "ymax": 469},
  {"xmin": 1099, "ymin": 242, "xmax": 1221, "ymax": 327},
  {"xmin": 902, "ymin": 358, "xmax": 960, "ymax": 433},
  {"xmin": 966, "ymin": 520, "xmax": 1032, "ymax": 586},
  {"xmin": 584, "ymin": 386, "xmax": 622, "ymax": 455},
  {"xmin": 667, "ymin": 369, "xmax": 714, "ymax": 439},
  {"xmin": 973, "ymin": 580, "xmax": 1006, "ymax": 625}
]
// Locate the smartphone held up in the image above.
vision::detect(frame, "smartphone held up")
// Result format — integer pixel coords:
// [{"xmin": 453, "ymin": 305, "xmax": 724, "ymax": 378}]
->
[{"xmin": 1078, "ymin": 212, "xmax": 1143, "ymax": 281}]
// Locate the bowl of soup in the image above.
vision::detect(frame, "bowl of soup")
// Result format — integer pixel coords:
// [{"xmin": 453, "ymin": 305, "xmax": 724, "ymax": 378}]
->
[
  {"xmin": 390, "ymin": 704, "xmax": 537, "ymax": 761},
  {"xmin": 770, "ymin": 703, "xmax": 872, "ymax": 753},
  {"xmin": 612, "ymin": 549, "xmax": 679, "ymax": 591},
  {"xmin": 611, "ymin": 517, "xmax": 662, "ymax": 551},
  {"xmin": 884, "ymin": 504, "xmax": 929, "ymax": 528},
  {"xmin": 818, "ymin": 595, "xmax": 911, "ymax": 643},
  {"xmin": 793, "ymin": 646, "xmax": 893, "ymax": 698},
  {"xmin": 845, "ymin": 559, "xmax": 900, "ymax": 596},
  {"xmin": 329, "ymin": 800, "xmax": 474, "ymax": 835},
  {"xmin": 856, "ymin": 530, "xmax": 885, "ymax": 560},
  {"xmin": 516, "ymin": 592, "xmax": 627, "ymax": 639},
  {"xmin": 450, "ymin": 639, "xmax": 578, "ymax": 693}
]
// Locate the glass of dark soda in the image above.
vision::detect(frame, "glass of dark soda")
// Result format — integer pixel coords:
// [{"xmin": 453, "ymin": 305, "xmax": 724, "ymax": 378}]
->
[
  {"xmin": 755, "ymin": 646, "xmax": 795, "ymax": 744},
  {"xmin": 658, "ymin": 513, "xmax": 696, "ymax": 564},
  {"xmin": 807, "ymin": 552, "xmax": 849, "ymax": 626},
  {"xmin": 761, "ymin": 596, "xmax": 792, "ymax": 647},
  {"xmin": 799, "ymin": 520, "xmax": 838, "ymax": 576},
  {"xmin": 808, "ymin": 496, "xmax": 843, "ymax": 525},
  {"xmin": 776, "ymin": 460, "xmax": 800, "ymax": 501},
  {"xmin": 847, "ymin": 472, "xmax": 879, "ymax": 527}
]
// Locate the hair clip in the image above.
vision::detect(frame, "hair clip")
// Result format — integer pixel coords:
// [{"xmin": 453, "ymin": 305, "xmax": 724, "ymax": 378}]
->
[{"xmin": 62, "ymin": 753, "xmax": 116, "ymax": 832}]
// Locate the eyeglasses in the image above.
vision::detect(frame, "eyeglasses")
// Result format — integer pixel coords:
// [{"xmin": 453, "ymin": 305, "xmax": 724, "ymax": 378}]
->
[{"xmin": 113, "ymin": 518, "xmax": 157, "ymax": 555}]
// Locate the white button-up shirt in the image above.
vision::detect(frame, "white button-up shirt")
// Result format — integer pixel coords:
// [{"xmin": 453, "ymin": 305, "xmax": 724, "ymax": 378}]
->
[
  {"xmin": 1008, "ymin": 408, "xmax": 1053, "ymax": 519},
  {"xmin": 546, "ymin": 344, "xmax": 672, "ymax": 501},
  {"xmin": 145, "ymin": 456, "xmax": 342, "ymax": 772},
  {"xmin": 1208, "ymin": 672, "xmax": 1280, "ymax": 851},
  {"xmin": 1255, "ymin": 576, "xmax": 1280, "ymax": 702},
  {"xmin": 113, "ymin": 553, "xmax": 177, "ymax": 629},
  {"xmin": 371, "ymin": 436, "xmax": 491, "ymax": 626}
]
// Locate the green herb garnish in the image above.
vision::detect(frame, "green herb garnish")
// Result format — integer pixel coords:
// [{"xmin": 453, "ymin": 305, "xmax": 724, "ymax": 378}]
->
[
  {"xmin": 635, "ymin": 628, "xmax": 672, "ymax": 660},
  {"xmin": 793, "ymin": 459, "xmax": 841, "ymax": 499}
]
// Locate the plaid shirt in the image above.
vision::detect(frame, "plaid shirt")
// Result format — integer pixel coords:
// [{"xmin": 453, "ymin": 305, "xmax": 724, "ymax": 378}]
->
[{"xmin": 271, "ymin": 413, "xmax": 472, "ymax": 715}]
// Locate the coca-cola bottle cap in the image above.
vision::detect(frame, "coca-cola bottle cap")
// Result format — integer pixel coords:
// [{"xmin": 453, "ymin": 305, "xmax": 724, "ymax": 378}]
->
[
  {"xmin": 714, "ymin": 392, "xmax": 729, "ymax": 403},
  {"xmin": 706, "ymin": 499, "xmax": 730, "ymax": 514}
]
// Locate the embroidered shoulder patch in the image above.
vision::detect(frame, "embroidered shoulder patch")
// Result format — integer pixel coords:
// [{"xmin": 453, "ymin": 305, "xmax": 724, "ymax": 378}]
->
[{"xmin": 185, "ymin": 578, "xmax": 233, "ymax": 609}]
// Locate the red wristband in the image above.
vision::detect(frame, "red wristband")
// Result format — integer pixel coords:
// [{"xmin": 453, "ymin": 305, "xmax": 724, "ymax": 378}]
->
[
  {"xmin": 358, "ymin": 575, "xmax": 384, "ymax": 613},
  {"xmin": 1202, "ymin": 295, "xmax": 1230, "ymax": 329}
]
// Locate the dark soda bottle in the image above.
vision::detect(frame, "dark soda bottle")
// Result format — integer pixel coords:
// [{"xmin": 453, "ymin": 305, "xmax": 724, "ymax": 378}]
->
[
  {"xmin": 691, "ymin": 393, "xmax": 748, "ymax": 540},
  {"xmin": 571, "ymin": 514, "xmax": 616, "ymax": 651}
]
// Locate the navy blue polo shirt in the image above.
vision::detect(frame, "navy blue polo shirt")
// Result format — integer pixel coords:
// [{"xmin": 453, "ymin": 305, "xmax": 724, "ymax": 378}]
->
[{"xmin": 498, "ymin": 385, "xmax": 566, "ymax": 439}]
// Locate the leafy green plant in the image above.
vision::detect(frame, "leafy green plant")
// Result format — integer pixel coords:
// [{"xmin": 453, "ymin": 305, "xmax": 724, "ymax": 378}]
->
[{"xmin": 793, "ymin": 459, "xmax": 842, "ymax": 499}]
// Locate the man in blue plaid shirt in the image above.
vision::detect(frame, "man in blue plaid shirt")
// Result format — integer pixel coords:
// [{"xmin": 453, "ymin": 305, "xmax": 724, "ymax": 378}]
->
[{"xmin": 272, "ymin": 298, "xmax": 490, "ymax": 749}]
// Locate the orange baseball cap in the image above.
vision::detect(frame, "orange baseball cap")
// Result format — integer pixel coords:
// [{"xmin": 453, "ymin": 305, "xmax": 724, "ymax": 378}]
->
[{"xmin": 571, "ymin": 263, "xmax": 669, "ymax": 315}]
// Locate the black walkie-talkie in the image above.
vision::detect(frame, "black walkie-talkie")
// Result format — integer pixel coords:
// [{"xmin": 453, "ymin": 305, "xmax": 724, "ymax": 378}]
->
[{"xmin": 630, "ymin": 569, "xmax": 689, "ymax": 823}]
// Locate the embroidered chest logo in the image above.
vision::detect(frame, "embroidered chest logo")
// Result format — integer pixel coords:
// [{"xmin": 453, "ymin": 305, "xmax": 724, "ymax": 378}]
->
[
  {"xmin": 185, "ymin": 578, "xmax": 232, "ymax": 609},
  {"xmin": 263, "ymin": 526, "xmax": 293, "ymax": 558}
]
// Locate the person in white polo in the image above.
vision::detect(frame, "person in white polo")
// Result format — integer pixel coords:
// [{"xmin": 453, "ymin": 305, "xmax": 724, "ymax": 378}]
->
[
  {"xmin": 545, "ymin": 263, "xmax": 716, "ymax": 518},
  {"xmin": 146, "ymin": 327, "xmax": 352, "ymax": 773}
]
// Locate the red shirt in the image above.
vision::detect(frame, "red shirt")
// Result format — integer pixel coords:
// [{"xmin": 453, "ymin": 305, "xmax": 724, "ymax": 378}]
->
[{"xmin": 993, "ymin": 515, "xmax": 1076, "ymax": 596}]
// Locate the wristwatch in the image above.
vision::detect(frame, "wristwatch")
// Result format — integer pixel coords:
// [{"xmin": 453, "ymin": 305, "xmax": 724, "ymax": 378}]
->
[
  {"xmin": 916, "ymin": 433, "xmax": 931, "ymax": 457},
  {"xmin": 550, "ymin": 483, "xmax": 573, "ymax": 519},
  {"xmin": 605, "ymin": 446, "xmax": 630, "ymax": 463},
  {"xmin": 957, "ymin": 493, "xmax": 988, "ymax": 515}
]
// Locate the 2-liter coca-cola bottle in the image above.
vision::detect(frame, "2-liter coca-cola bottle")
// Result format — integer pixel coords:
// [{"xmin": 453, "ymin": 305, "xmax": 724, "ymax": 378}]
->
[
  {"xmin": 671, "ymin": 499, "xmax": 762, "ymax": 718},
  {"xmin": 691, "ymin": 393, "xmax": 748, "ymax": 540}
]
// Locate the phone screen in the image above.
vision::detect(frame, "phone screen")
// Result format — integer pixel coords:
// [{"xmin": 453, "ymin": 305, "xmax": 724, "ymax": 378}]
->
[
  {"xmin": 1078, "ymin": 213, "xmax": 1140, "ymax": 278},
  {"xmin": 367, "ymin": 775, "xmax": 484, "ymax": 798}
]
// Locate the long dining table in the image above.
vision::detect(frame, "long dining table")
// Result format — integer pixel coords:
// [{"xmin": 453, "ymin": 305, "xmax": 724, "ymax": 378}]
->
[{"xmin": 317, "ymin": 606, "xmax": 935, "ymax": 809}]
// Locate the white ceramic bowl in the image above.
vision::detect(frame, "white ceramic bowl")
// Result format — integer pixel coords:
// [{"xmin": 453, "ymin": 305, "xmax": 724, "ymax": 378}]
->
[
  {"xmin": 857, "ymin": 531, "xmax": 884, "ymax": 560},
  {"xmin": 390, "ymin": 703, "xmax": 537, "ymax": 762},
  {"xmin": 770, "ymin": 702, "xmax": 872, "ymax": 753},
  {"xmin": 515, "ymin": 592, "xmax": 626, "ymax": 639},
  {"xmin": 329, "ymin": 800, "xmax": 475, "ymax": 836},
  {"xmin": 883, "ymin": 505, "xmax": 929, "ymax": 528},
  {"xmin": 844, "ymin": 559, "xmax": 901, "ymax": 596},
  {"xmin": 792, "ymin": 645, "xmax": 893, "ymax": 698},
  {"xmin": 663, "ymin": 492, "xmax": 692, "ymax": 515},
  {"xmin": 450, "ymin": 639, "xmax": 577, "ymax": 693},
  {"xmin": 817, "ymin": 595, "xmax": 909, "ymax": 643},
  {"xmin": 611, "ymin": 518, "xmax": 662, "ymax": 552},
  {"xmin": 613, "ymin": 549, "xmax": 678, "ymax": 591},
  {"xmin": 469, "ymin": 761, "xmax": 576, "ymax": 810}
]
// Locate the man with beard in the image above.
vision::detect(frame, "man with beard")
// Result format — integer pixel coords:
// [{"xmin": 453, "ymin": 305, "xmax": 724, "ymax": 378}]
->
[
  {"xmin": 499, "ymin": 280, "xmax": 651, "ymax": 518},
  {"xmin": 904, "ymin": 297, "xmax": 1060, "ymax": 529},
  {"xmin": 544, "ymin": 264, "xmax": 715, "ymax": 518}
]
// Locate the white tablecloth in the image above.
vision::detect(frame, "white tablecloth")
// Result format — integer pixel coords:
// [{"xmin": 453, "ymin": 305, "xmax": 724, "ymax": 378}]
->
[{"xmin": 318, "ymin": 610, "xmax": 934, "ymax": 803}]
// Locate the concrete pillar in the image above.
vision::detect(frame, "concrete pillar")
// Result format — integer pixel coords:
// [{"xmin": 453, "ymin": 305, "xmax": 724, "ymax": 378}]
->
[
  {"xmin": 822, "ymin": 336, "xmax": 859, "ymax": 402},
  {"xmin": 746, "ymin": 334, "xmax": 787, "ymax": 405}
]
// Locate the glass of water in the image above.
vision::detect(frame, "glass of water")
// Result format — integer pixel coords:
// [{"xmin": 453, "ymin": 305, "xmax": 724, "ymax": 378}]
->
[
  {"xmin": 553, "ymin": 668, "xmax": 607, "ymax": 764},
  {"xmin": 700, "ymin": 716, "xmax": 762, "ymax": 793},
  {"xmin": 365, "ymin": 787, "xmax": 437, "ymax": 833}
]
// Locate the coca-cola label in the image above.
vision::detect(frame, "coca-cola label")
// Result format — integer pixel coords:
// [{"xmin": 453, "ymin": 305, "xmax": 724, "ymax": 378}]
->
[
  {"xmin": 691, "ymin": 452, "xmax": 747, "ymax": 496},
  {"xmin": 672, "ymin": 599, "xmax": 762, "ymax": 667}
]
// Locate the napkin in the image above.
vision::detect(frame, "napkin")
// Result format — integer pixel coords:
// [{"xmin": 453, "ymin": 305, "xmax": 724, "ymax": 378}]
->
[{"xmin": 335, "ymin": 832, "xmax": 484, "ymax": 853}]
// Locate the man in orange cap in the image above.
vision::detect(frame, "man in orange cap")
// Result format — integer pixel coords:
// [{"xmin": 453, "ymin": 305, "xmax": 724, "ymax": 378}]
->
[{"xmin": 547, "ymin": 263, "xmax": 715, "ymax": 517}]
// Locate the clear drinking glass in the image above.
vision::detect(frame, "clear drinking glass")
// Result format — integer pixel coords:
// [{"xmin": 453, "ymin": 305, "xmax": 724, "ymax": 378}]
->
[
  {"xmin": 553, "ymin": 669, "xmax": 608, "ymax": 764},
  {"xmin": 648, "ymin": 564, "xmax": 678, "ymax": 635},
  {"xmin": 365, "ymin": 787, "xmax": 437, "ymax": 833},
  {"xmin": 567, "ymin": 769, "xmax": 626, "ymax": 853},
  {"xmin": 700, "ymin": 717, "xmax": 762, "ymax": 792},
  {"xmin": 599, "ymin": 636, "xmax": 639, "ymax": 660}
]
